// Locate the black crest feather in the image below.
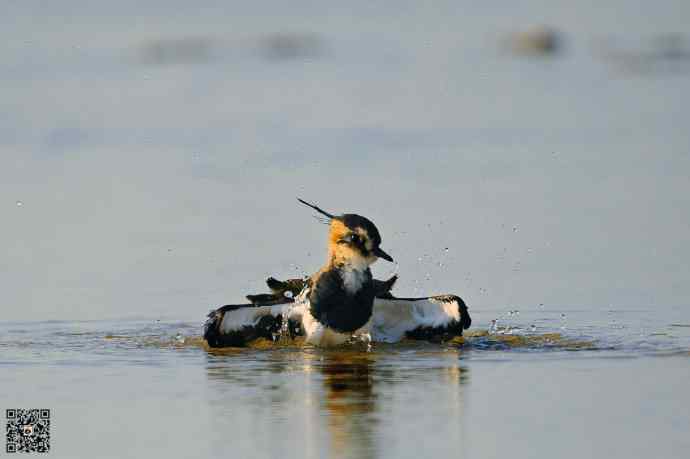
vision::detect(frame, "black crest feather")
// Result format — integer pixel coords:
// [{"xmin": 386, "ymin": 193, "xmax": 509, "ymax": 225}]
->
[{"xmin": 297, "ymin": 198, "xmax": 337, "ymax": 220}]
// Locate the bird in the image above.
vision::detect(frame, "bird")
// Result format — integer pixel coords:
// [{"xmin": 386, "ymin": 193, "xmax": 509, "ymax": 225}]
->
[{"xmin": 203, "ymin": 199, "xmax": 471, "ymax": 348}]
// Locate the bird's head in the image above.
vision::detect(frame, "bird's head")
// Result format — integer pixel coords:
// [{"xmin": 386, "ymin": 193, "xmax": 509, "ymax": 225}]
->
[{"xmin": 298, "ymin": 198, "xmax": 393, "ymax": 268}]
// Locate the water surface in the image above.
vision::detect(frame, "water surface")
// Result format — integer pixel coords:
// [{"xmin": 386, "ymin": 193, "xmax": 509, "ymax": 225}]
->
[{"xmin": 2, "ymin": 307, "xmax": 689, "ymax": 458}]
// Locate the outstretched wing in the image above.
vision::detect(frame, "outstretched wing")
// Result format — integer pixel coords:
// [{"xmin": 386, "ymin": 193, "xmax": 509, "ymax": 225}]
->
[
  {"xmin": 370, "ymin": 295, "xmax": 471, "ymax": 343},
  {"xmin": 203, "ymin": 302, "xmax": 305, "ymax": 347}
]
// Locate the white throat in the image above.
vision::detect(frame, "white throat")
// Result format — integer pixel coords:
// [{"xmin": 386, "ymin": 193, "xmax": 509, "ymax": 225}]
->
[{"xmin": 340, "ymin": 258, "xmax": 370, "ymax": 295}]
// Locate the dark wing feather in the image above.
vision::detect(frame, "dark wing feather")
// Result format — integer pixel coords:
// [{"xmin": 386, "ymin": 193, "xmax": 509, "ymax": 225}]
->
[{"xmin": 203, "ymin": 301, "xmax": 303, "ymax": 348}]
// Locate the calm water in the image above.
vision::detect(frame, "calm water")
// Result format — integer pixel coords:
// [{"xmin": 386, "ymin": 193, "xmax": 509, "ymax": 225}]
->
[
  {"xmin": 3, "ymin": 1, "xmax": 690, "ymax": 457},
  {"xmin": 2, "ymin": 308, "xmax": 689, "ymax": 459}
]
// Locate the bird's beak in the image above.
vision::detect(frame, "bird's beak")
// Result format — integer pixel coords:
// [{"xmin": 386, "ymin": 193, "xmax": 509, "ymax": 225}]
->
[{"xmin": 373, "ymin": 247, "xmax": 394, "ymax": 262}]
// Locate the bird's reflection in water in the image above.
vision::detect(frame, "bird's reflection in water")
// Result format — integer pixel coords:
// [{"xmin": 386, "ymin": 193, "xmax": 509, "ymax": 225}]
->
[
  {"xmin": 204, "ymin": 346, "xmax": 468, "ymax": 459},
  {"xmin": 317, "ymin": 351, "xmax": 379, "ymax": 459},
  {"xmin": 314, "ymin": 346, "xmax": 468, "ymax": 459}
]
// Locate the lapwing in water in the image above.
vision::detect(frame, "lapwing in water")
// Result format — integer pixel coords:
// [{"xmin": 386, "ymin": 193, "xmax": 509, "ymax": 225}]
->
[{"xmin": 203, "ymin": 199, "xmax": 471, "ymax": 347}]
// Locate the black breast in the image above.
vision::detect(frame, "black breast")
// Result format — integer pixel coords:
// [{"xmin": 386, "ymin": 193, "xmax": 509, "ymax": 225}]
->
[{"xmin": 308, "ymin": 269, "xmax": 376, "ymax": 333}]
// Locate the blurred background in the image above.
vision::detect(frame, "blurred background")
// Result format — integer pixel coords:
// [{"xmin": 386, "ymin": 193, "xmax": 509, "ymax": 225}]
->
[{"xmin": 2, "ymin": 0, "xmax": 689, "ymax": 322}]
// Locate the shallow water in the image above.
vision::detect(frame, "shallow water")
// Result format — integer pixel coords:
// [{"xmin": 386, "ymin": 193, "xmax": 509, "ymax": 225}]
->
[
  {"xmin": 3, "ymin": 1, "xmax": 690, "ymax": 457},
  {"xmin": 2, "ymin": 307, "xmax": 689, "ymax": 459}
]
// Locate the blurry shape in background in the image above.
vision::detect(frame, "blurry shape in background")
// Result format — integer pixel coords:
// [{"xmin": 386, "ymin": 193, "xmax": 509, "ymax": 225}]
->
[
  {"xmin": 594, "ymin": 33, "xmax": 690, "ymax": 75},
  {"xmin": 502, "ymin": 25, "xmax": 563, "ymax": 57},
  {"xmin": 257, "ymin": 32, "xmax": 324, "ymax": 60},
  {"xmin": 139, "ymin": 36, "xmax": 217, "ymax": 65},
  {"xmin": 137, "ymin": 32, "xmax": 324, "ymax": 65}
]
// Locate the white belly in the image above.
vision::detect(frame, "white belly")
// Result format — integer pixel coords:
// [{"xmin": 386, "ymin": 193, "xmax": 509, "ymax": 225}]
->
[{"xmin": 299, "ymin": 307, "xmax": 354, "ymax": 346}]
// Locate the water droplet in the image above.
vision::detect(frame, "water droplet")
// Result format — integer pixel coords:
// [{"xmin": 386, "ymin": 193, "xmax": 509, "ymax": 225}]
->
[
  {"xmin": 489, "ymin": 319, "xmax": 498, "ymax": 334},
  {"xmin": 175, "ymin": 333, "xmax": 185, "ymax": 344},
  {"xmin": 560, "ymin": 313, "xmax": 566, "ymax": 319},
  {"xmin": 15, "ymin": 201, "xmax": 23, "ymax": 207},
  {"xmin": 444, "ymin": 247, "xmax": 449, "ymax": 253},
  {"xmin": 530, "ymin": 324, "xmax": 537, "ymax": 332},
  {"xmin": 512, "ymin": 225, "xmax": 518, "ymax": 232}
]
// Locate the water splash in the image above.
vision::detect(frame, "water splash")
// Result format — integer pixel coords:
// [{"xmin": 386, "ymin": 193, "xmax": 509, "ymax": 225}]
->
[
  {"xmin": 489, "ymin": 319, "xmax": 499, "ymax": 334},
  {"xmin": 276, "ymin": 287, "xmax": 309, "ymax": 344}
]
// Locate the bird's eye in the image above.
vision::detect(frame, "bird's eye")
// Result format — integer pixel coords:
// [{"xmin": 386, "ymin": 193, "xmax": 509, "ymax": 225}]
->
[{"xmin": 349, "ymin": 233, "xmax": 358, "ymax": 243}]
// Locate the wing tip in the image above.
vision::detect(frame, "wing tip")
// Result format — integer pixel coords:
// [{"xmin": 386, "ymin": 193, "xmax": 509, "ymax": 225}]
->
[
  {"xmin": 449, "ymin": 295, "xmax": 471, "ymax": 330},
  {"xmin": 203, "ymin": 306, "xmax": 226, "ymax": 348},
  {"xmin": 203, "ymin": 304, "xmax": 256, "ymax": 348},
  {"xmin": 432, "ymin": 294, "xmax": 471, "ymax": 330}
]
